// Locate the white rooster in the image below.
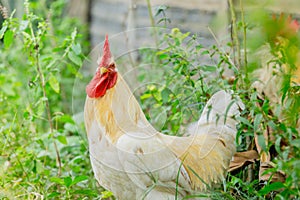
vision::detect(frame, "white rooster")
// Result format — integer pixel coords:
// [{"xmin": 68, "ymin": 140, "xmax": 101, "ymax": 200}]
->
[{"xmin": 84, "ymin": 35, "xmax": 244, "ymax": 199}]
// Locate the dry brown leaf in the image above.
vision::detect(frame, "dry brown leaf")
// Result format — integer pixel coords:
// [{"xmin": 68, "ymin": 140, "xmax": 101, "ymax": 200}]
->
[
  {"xmin": 254, "ymin": 130, "xmax": 272, "ymax": 163},
  {"xmin": 229, "ymin": 150, "xmax": 259, "ymax": 172},
  {"xmin": 259, "ymin": 161, "xmax": 286, "ymax": 182}
]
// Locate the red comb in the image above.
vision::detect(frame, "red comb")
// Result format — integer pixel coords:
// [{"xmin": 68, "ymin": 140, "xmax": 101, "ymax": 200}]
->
[{"xmin": 99, "ymin": 35, "xmax": 112, "ymax": 67}]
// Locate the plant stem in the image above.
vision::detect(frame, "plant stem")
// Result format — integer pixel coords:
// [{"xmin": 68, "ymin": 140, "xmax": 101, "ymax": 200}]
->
[
  {"xmin": 35, "ymin": 50, "xmax": 62, "ymax": 176},
  {"xmin": 240, "ymin": 0, "xmax": 248, "ymax": 82},
  {"xmin": 29, "ymin": 18, "xmax": 62, "ymax": 176},
  {"xmin": 146, "ymin": 0, "xmax": 159, "ymax": 47},
  {"xmin": 146, "ymin": 0, "xmax": 155, "ymax": 28},
  {"xmin": 228, "ymin": 1, "xmax": 254, "ymax": 183},
  {"xmin": 208, "ymin": 26, "xmax": 237, "ymax": 71},
  {"xmin": 228, "ymin": 0, "xmax": 241, "ymax": 68}
]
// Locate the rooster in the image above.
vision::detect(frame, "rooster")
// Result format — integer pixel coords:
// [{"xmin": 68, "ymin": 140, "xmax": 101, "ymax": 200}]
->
[{"xmin": 84, "ymin": 35, "xmax": 244, "ymax": 199}]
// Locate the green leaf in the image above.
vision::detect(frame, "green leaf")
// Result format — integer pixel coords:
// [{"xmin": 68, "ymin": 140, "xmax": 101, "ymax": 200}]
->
[
  {"xmin": 155, "ymin": 5, "xmax": 168, "ymax": 16},
  {"xmin": 68, "ymin": 51, "xmax": 82, "ymax": 66},
  {"xmin": 19, "ymin": 20, "xmax": 29, "ymax": 31},
  {"xmin": 140, "ymin": 93, "xmax": 152, "ymax": 100},
  {"xmin": 49, "ymin": 74, "xmax": 60, "ymax": 93},
  {"xmin": 101, "ymin": 191, "xmax": 114, "ymax": 199},
  {"xmin": 153, "ymin": 91, "xmax": 162, "ymax": 102},
  {"xmin": 161, "ymin": 88, "xmax": 170, "ymax": 103},
  {"xmin": 48, "ymin": 192, "xmax": 60, "ymax": 198},
  {"xmin": 64, "ymin": 176, "xmax": 72, "ymax": 188},
  {"xmin": 254, "ymin": 113, "xmax": 263, "ymax": 132},
  {"xmin": 291, "ymin": 139, "xmax": 300, "ymax": 148},
  {"xmin": 156, "ymin": 49, "xmax": 168, "ymax": 55},
  {"xmin": 261, "ymin": 99, "xmax": 270, "ymax": 114},
  {"xmin": 201, "ymin": 50, "xmax": 210, "ymax": 55},
  {"xmin": 202, "ymin": 65, "xmax": 217, "ymax": 72},
  {"xmin": 275, "ymin": 136, "xmax": 282, "ymax": 154},
  {"xmin": 257, "ymin": 134, "xmax": 267, "ymax": 152},
  {"xmin": 0, "ymin": 25, "xmax": 7, "ymax": 39},
  {"xmin": 50, "ymin": 177, "xmax": 64, "ymax": 185},
  {"xmin": 23, "ymin": 111, "xmax": 30, "ymax": 119},
  {"xmin": 236, "ymin": 116, "xmax": 253, "ymax": 128},
  {"xmin": 159, "ymin": 54, "xmax": 169, "ymax": 60},
  {"xmin": 70, "ymin": 175, "xmax": 89, "ymax": 186},
  {"xmin": 195, "ymin": 44, "xmax": 203, "ymax": 50},
  {"xmin": 157, "ymin": 18, "xmax": 171, "ymax": 25},
  {"xmin": 259, "ymin": 182, "xmax": 285, "ymax": 195},
  {"xmin": 267, "ymin": 120, "xmax": 277, "ymax": 130},
  {"xmin": 4, "ymin": 29, "xmax": 13, "ymax": 48},
  {"xmin": 22, "ymin": 31, "xmax": 31, "ymax": 40},
  {"xmin": 57, "ymin": 114, "xmax": 75, "ymax": 124},
  {"xmin": 57, "ymin": 135, "xmax": 67, "ymax": 145},
  {"xmin": 73, "ymin": 189, "xmax": 97, "ymax": 196},
  {"xmin": 72, "ymin": 43, "xmax": 82, "ymax": 55},
  {"xmin": 64, "ymin": 123, "xmax": 78, "ymax": 134}
]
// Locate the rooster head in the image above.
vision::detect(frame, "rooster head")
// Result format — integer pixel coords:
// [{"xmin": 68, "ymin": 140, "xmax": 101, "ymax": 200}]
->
[{"xmin": 86, "ymin": 35, "xmax": 118, "ymax": 98}]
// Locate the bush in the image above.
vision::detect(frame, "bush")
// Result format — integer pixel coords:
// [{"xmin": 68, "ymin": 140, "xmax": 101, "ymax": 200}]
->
[{"xmin": 0, "ymin": 0, "xmax": 100, "ymax": 199}]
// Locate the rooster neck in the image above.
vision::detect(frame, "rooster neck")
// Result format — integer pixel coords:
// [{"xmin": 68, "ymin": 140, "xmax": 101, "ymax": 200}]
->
[{"xmin": 86, "ymin": 75, "xmax": 152, "ymax": 144}]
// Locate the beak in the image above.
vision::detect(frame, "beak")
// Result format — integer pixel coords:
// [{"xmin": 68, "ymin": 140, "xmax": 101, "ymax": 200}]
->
[{"xmin": 100, "ymin": 67, "xmax": 109, "ymax": 74}]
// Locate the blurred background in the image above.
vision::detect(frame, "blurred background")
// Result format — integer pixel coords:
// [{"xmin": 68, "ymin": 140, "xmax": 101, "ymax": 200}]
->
[{"xmin": 2, "ymin": 0, "xmax": 299, "ymax": 48}]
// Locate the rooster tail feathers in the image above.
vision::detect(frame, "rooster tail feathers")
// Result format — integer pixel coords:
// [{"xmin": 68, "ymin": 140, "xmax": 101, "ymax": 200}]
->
[
  {"xmin": 187, "ymin": 90, "xmax": 244, "ymax": 135},
  {"xmin": 201, "ymin": 90, "xmax": 243, "ymax": 124},
  {"xmin": 181, "ymin": 90, "xmax": 244, "ymax": 190},
  {"xmin": 205, "ymin": 90, "xmax": 244, "ymax": 121}
]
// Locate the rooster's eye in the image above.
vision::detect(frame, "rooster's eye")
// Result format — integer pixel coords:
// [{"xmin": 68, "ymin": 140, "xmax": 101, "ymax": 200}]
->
[{"xmin": 109, "ymin": 63, "xmax": 115, "ymax": 69}]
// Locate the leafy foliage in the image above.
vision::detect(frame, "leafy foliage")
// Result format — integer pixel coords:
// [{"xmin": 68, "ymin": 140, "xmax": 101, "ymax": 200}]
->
[{"xmin": 0, "ymin": 0, "xmax": 101, "ymax": 199}]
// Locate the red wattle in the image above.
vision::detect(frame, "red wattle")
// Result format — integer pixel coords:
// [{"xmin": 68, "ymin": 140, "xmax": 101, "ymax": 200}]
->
[{"xmin": 86, "ymin": 71, "xmax": 118, "ymax": 98}]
